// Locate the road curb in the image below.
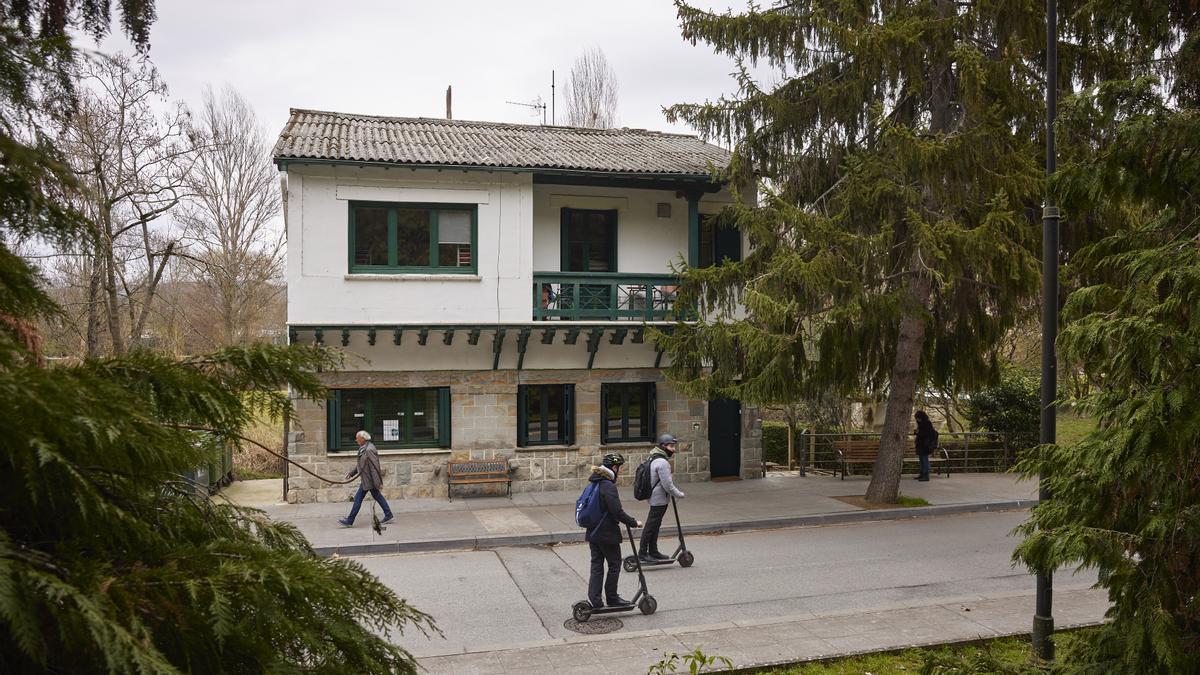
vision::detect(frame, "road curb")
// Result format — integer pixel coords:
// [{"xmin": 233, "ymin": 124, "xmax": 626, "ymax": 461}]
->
[{"xmin": 313, "ymin": 499, "xmax": 1035, "ymax": 557}]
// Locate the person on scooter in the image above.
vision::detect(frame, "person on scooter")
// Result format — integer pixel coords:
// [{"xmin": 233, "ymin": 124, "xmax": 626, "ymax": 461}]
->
[
  {"xmin": 639, "ymin": 433, "xmax": 686, "ymax": 563},
  {"xmin": 586, "ymin": 452, "xmax": 642, "ymax": 609}
]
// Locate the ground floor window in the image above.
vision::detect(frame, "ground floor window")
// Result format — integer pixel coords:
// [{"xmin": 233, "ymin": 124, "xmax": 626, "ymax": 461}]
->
[
  {"xmin": 517, "ymin": 384, "xmax": 575, "ymax": 447},
  {"xmin": 601, "ymin": 382, "xmax": 656, "ymax": 444},
  {"xmin": 326, "ymin": 387, "xmax": 451, "ymax": 451}
]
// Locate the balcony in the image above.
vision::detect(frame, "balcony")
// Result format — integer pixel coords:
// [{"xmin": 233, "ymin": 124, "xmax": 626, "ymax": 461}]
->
[{"xmin": 533, "ymin": 272, "xmax": 679, "ymax": 321}]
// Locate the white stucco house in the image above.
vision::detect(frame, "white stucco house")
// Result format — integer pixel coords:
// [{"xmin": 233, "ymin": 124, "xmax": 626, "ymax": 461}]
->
[{"xmin": 274, "ymin": 108, "xmax": 761, "ymax": 502}]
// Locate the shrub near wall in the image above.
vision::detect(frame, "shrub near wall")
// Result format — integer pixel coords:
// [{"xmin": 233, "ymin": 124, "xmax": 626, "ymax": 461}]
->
[{"xmin": 762, "ymin": 421, "xmax": 789, "ymax": 465}]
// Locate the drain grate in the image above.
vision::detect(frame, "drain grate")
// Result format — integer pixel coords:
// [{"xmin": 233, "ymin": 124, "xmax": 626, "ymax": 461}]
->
[{"xmin": 564, "ymin": 617, "xmax": 623, "ymax": 634}]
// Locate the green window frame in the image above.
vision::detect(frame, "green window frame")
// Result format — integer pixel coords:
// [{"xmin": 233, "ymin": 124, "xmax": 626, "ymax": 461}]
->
[
  {"xmin": 600, "ymin": 382, "xmax": 656, "ymax": 444},
  {"xmin": 348, "ymin": 201, "xmax": 478, "ymax": 274},
  {"xmin": 560, "ymin": 208, "xmax": 618, "ymax": 272},
  {"xmin": 326, "ymin": 387, "xmax": 452, "ymax": 451},
  {"xmin": 698, "ymin": 213, "xmax": 742, "ymax": 268},
  {"xmin": 517, "ymin": 384, "xmax": 575, "ymax": 447}
]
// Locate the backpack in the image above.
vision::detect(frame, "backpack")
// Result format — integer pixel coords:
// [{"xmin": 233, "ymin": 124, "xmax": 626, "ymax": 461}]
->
[
  {"xmin": 633, "ymin": 457, "xmax": 660, "ymax": 501},
  {"xmin": 921, "ymin": 428, "xmax": 940, "ymax": 452},
  {"xmin": 575, "ymin": 481, "xmax": 606, "ymax": 528}
]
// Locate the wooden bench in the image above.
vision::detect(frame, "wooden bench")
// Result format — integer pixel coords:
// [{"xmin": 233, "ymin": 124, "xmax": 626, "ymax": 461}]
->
[
  {"xmin": 832, "ymin": 439, "xmax": 950, "ymax": 479},
  {"xmin": 447, "ymin": 460, "xmax": 513, "ymax": 501}
]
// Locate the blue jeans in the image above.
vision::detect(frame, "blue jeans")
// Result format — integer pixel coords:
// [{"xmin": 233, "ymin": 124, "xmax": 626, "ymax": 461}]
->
[
  {"xmin": 346, "ymin": 486, "xmax": 392, "ymax": 523},
  {"xmin": 918, "ymin": 453, "xmax": 931, "ymax": 479}
]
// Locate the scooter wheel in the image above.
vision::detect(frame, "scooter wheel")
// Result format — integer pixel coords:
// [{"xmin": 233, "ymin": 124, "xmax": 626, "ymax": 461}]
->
[
  {"xmin": 678, "ymin": 550, "xmax": 695, "ymax": 567},
  {"xmin": 622, "ymin": 555, "xmax": 638, "ymax": 572},
  {"xmin": 572, "ymin": 601, "xmax": 593, "ymax": 623},
  {"xmin": 638, "ymin": 595, "xmax": 658, "ymax": 615}
]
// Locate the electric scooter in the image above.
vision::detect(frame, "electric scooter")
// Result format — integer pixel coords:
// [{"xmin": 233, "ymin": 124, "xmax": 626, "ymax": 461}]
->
[
  {"xmin": 571, "ymin": 524, "xmax": 658, "ymax": 622},
  {"xmin": 622, "ymin": 495, "xmax": 694, "ymax": 571}
]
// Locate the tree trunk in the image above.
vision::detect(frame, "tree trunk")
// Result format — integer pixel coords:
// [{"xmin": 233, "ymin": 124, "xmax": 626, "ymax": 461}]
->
[
  {"xmin": 864, "ymin": 0, "xmax": 955, "ymax": 504},
  {"xmin": 865, "ymin": 271, "xmax": 933, "ymax": 503},
  {"xmin": 85, "ymin": 254, "xmax": 103, "ymax": 357}
]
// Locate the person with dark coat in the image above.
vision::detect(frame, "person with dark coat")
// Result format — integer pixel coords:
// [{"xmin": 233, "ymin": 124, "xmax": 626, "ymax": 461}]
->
[
  {"xmin": 337, "ymin": 431, "xmax": 394, "ymax": 527},
  {"xmin": 585, "ymin": 452, "xmax": 642, "ymax": 609},
  {"xmin": 914, "ymin": 410, "xmax": 938, "ymax": 481}
]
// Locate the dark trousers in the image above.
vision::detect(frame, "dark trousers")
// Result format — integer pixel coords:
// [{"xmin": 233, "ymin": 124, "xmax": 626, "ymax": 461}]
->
[
  {"xmin": 588, "ymin": 541, "xmax": 622, "ymax": 605},
  {"xmin": 639, "ymin": 504, "xmax": 669, "ymax": 555},
  {"xmin": 917, "ymin": 453, "xmax": 931, "ymax": 479},
  {"xmin": 346, "ymin": 486, "xmax": 393, "ymax": 523}
]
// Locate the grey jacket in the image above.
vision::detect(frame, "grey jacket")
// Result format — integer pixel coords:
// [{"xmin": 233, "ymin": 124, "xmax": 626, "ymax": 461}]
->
[
  {"xmin": 647, "ymin": 448, "xmax": 685, "ymax": 507},
  {"xmin": 347, "ymin": 441, "xmax": 384, "ymax": 491}
]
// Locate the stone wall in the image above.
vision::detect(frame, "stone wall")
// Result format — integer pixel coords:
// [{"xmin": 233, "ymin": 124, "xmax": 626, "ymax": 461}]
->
[{"xmin": 286, "ymin": 367, "xmax": 762, "ymax": 503}]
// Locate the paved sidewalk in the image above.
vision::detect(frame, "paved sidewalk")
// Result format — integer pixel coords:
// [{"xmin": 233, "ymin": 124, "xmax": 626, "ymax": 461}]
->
[
  {"xmin": 233, "ymin": 473, "xmax": 1039, "ymax": 556},
  {"xmin": 415, "ymin": 587, "xmax": 1107, "ymax": 674}
]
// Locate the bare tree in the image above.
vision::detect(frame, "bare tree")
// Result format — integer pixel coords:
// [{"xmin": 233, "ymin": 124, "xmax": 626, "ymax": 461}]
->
[
  {"xmin": 564, "ymin": 47, "xmax": 619, "ymax": 128},
  {"xmin": 55, "ymin": 53, "xmax": 196, "ymax": 357},
  {"xmin": 178, "ymin": 85, "xmax": 283, "ymax": 348}
]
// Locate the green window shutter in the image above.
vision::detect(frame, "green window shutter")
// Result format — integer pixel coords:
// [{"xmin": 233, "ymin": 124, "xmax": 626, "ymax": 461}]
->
[
  {"xmin": 326, "ymin": 391, "xmax": 341, "ymax": 451},
  {"xmin": 564, "ymin": 384, "xmax": 576, "ymax": 446},
  {"xmin": 516, "ymin": 385, "xmax": 528, "ymax": 447},
  {"xmin": 438, "ymin": 387, "xmax": 451, "ymax": 448},
  {"xmin": 648, "ymin": 383, "xmax": 658, "ymax": 440}
]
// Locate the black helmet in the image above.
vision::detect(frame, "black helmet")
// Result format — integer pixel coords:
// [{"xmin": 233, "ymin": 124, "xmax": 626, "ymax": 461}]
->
[
  {"xmin": 657, "ymin": 433, "xmax": 679, "ymax": 455},
  {"xmin": 602, "ymin": 452, "xmax": 626, "ymax": 468}
]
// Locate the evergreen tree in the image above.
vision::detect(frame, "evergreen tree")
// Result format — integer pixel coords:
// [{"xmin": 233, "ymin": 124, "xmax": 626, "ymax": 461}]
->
[
  {"xmin": 1, "ymin": 3, "xmax": 435, "ymax": 672},
  {"xmin": 1014, "ymin": 3, "xmax": 1200, "ymax": 669},
  {"xmin": 662, "ymin": 1, "xmax": 1043, "ymax": 502}
]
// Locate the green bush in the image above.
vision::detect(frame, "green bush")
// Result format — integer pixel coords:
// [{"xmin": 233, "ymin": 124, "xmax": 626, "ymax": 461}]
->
[
  {"xmin": 762, "ymin": 421, "xmax": 790, "ymax": 464},
  {"xmin": 964, "ymin": 368, "xmax": 1040, "ymax": 452}
]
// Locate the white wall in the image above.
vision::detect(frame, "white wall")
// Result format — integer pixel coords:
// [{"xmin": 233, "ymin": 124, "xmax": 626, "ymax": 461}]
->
[
  {"xmin": 531, "ymin": 184, "xmax": 740, "ymax": 274},
  {"xmin": 286, "ymin": 164, "xmax": 748, "ymax": 326},
  {"xmin": 286, "ymin": 165, "xmax": 532, "ymax": 325}
]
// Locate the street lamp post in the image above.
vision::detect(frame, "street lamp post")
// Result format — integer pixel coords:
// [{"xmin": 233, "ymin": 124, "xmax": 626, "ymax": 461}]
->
[{"xmin": 1033, "ymin": 0, "xmax": 1059, "ymax": 661}]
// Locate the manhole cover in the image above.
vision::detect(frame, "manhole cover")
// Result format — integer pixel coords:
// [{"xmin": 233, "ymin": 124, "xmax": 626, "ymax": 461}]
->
[{"xmin": 564, "ymin": 617, "xmax": 623, "ymax": 634}]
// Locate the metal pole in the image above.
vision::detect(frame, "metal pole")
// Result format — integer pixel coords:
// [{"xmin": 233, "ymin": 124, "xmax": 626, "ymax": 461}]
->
[{"xmin": 1033, "ymin": 0, "xmax": 1058, "ymax": 660}]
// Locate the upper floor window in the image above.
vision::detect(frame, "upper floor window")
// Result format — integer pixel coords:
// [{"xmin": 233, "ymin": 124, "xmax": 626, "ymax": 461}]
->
[
  {"xmin": 349, "ymin": 202, "xmax": 477, "ymax": 274},
  {"xmin": 698, "ymin": 213, "xmax": 742, "ymax": 268},
  {"xmin": 561, "ymin": 208, "xmax": 617, "ymax": 272}
]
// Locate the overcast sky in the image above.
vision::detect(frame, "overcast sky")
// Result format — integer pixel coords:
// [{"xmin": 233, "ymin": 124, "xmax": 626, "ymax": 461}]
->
[{"xmin": 95, "ymin": 0, "xmax": 757, "ymax": 143}]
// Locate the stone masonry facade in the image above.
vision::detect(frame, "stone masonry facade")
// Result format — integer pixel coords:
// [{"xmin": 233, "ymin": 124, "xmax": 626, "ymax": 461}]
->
[{"xmin": 286, "ymin": 368, "xmax": 762, "ymax": 503}]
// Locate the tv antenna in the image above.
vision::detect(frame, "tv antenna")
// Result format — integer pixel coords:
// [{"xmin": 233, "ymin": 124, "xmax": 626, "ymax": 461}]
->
[{"xmin": 506, "ymin": 96, "xmax": 547, "ymax": 125}]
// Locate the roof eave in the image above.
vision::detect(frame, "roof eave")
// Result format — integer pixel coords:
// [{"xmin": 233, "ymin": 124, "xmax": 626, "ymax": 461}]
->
[{"xmin": 273, "ymin": 156, "xmax": 724, "ymax": 186}]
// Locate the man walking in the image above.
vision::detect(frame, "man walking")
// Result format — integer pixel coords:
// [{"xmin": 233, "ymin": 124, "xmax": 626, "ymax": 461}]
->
[
  {"xmin": 639, "ymin": 433, "xmax": 686, "ymax": 562},
  {"xmin": 338, "ymin": 430, "xmax": 394, "ymax": 527}
]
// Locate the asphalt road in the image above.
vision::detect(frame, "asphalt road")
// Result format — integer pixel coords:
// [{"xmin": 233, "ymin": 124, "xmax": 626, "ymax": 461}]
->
[{"xmin": 354, "ymin": 510, "xmax": 1098, "ymax": 657}]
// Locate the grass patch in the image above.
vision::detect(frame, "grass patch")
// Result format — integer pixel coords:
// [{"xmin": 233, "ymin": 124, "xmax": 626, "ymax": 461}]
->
[
  {"xmin": 235, "ymin": 467, "xmax": 280, "ymax": 481},
  {"xmin": 749, "ymin": 627, "xmax": 1097, "ymax": 674},
  {"xmin": 233, "ymin": 401, "xmax": 286, "ymax": 479},
  {"xmin": 897, "ymin": 495, "xmax": 929, "ymax": 506},
  {"xmin": 1055, "ymin": 412, "xmax": 1097, "ymax": 447}
]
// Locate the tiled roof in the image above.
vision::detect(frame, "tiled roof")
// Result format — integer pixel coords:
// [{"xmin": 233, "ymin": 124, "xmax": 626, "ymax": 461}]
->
[{"xmin": 273, "ymin": 108, "xmax": 730, "ymax": 176}]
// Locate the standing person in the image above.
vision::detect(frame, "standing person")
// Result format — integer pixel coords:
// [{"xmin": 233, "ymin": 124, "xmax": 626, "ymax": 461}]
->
[
  {"xmin": 639, "ymin": 433, "xmax": 686, "ymax": 562},
  {"xmin": 914, "ymin": 410, "xmax": 938, "ymax": 482},
  {"xmin": 585, "ymin": 452, "xmax": 642, "ymax": 609},
  {"xmin": 337, "ymin": 431, "xmax": 395, "ymax": 527}
]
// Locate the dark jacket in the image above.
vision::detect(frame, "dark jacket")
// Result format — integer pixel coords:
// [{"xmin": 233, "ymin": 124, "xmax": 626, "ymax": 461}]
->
[
  {"xmin": 585, "ymin": 470, "xmax": 639, "ymax": 545},
  {"xmin": 914, "ymin": 419, "xmax": 938, "ymax": 456},
  {"xmin": 347, "ymin": 441, "xmax": 384, "ymax": 491}
]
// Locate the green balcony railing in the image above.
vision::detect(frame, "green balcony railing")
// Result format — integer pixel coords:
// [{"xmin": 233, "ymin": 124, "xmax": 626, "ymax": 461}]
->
[{"xmin": 533, "ymin": 272, "xmax": 680, "ymax": 321}]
